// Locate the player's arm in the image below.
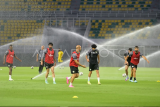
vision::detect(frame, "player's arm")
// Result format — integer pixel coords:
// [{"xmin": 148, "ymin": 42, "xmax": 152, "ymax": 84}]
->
[
  {"xmin": 3, "ymin": 51, "xmax": 8, "ymax": 64},
  {"xmin": 85, "ymin": 55, "xmax": 89, "ymax": 62},
  {"xmin": 54, "ymin": 52, "xmax": 56, "ymax": 66},
  {"xmin": 97, "ymin": 54, "xmax": 100, "ymax": 64},
  {"xmin": 36, "ymin": 50, "xmax": 39, "ymax": 62},
  {"xmin": 61, "ymin": 52, "xmax": 64, "ymax": 57},
  {"xmin": 141, "ymin": 55, "xmax": 150, "ymax": 63},
  {"xmin": 14, "ymin": 55, "xmax": 22, "ymax": 62},
  {"xmin": 3, "ymin": 55, "xmax": 6, "ymax": 64},
  {"xmin": 97, "ymin": 50, "xmax": 100, "ymax": 64},
  {"xmin": 36, "ymin": 54, "xmax": 39, "ymax": 62},
  {"xmin": 85, "ymin": 49, "xmax": 91, "ymax": 62},
  {"xmin": 72, "ymin": 53, "xmax": 86, "ymax": 68},
  {"xmin": 74, "ymin": 60, "xmax": 86, "ymax": 68},
  {"xmin": 41, "ymin": 49, "xmax": 47, "ymax": 65},
  {"xmin": 124, "ymin": 56, "xmax": 129, "ymax": 64}
]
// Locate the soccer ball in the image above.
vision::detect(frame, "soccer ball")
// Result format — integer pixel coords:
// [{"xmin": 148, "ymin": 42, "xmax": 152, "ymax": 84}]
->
[
  {"xmin": 122, "ymin": 73, "xmax": 126, "ymax": 77},
  {"xmin": 79, "ymin": 72, "xmax": 83, "ymax": 76},
  {"xmin": 13, "ymin": 66, "xmax": 16, "ymax": 69},
  {"xmin": 31, "ymin": 66, "xmax": 34, "ymax": 69}
]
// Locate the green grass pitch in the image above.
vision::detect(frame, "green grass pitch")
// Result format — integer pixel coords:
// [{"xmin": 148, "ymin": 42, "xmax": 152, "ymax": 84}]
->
[{"xmin": 0, "ymin": 67, "xmax": 160, "ymax": 106}]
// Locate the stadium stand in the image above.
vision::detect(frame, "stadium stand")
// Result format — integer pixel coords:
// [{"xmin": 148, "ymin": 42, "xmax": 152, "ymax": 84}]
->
[
  {"xmin": 0, "ymin": 20, "xmax": 44, "ymax": 45},
  {"xmin": 0, "ymin": 0, "xmax": 71, "ymax": 11},
  {"xmin": 89, "ymin": 19, "xmax": 157, "ymax": 39},
  {"xmin": 79, "ymin": 0, "xmax": 152, "ymax": 11}
]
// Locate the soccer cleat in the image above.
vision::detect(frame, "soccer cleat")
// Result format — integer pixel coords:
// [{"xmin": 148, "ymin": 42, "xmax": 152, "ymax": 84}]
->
[
  {"xmin": 125, "ymin": 77, "xmax": 129, "ymax": 81},
  {"xmin": 98, "ymin": 82, "xmax": 101, "ymax": 85},
  {"xmin": 53, "ymin": 81, "xmax": 56, "ymax": 84},
  {"xmin": 134, "ymin": 80, "xmax": 137, "ymax": 83},
  {"xmin": 9, "ymin": 78, "xmax": 14, "ymax": 81},
  {"xmin": 45, "ymin": 80, "xmax": 49, "ymax": 84},
  {"xmin": 69, "ymin": 85, "xmax": 74, "ymax": 87},
  {"xmin": 129, "ymin": 80, "xmax": 133, "ymax": 82},
  {"xmin": 66, "ymin": 77, "xmax": 69, "ymax": 84},
  {"xmin": 88, "ymin": 81, "xmax": 91, "ymax": 85}
]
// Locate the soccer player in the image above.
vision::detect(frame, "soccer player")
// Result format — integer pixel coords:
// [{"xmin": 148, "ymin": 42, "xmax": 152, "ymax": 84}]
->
[
  {"xmin": 58, "ymin": 48, "xmax": 63, "ymax": 63},
  {"xmin": 66, "ymin": 45, "xmax": 86, "ymax": 87},
  {"xmin": 3, "ymin": 45, "xmax": 22, "ymax": 81},
  {"xmin": 125, "ymin": 46, "xmax": 150, "ymax": 83},
  {"xmin": 41, "ymin": 43, "xmax": 56, "ymax": 84},
  {"xmin": 36, "ymin": 45, "xmax": 45, "ymax": 74},
  {"xmin": 124, "ymin": 48, "xmax": 132, "ymax": 81},
  {"xmin": 85, "ymin": 44, "xmax": 101, "ymax": 85}
]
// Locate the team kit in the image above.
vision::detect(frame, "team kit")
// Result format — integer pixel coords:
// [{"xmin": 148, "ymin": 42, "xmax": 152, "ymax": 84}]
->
[{"xmin": 3, "ymin": 43, "xmax": 150, "ymax": 87}]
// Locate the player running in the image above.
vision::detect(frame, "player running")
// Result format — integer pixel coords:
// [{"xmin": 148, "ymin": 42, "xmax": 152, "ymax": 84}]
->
[
  {"xmin": 124, "ymin": 48, "xmax": 132, "ymax": 81},
  {"xmin": 85, "ymin": 44, "xmax": 101, "ymax": 85},
  {"xmin": 3, "ymin": 45, "xmax": 22, "ymax": 81},
  {"xmin": 66, "ymin": 45, "xmax": 86, "ymax": 87},
  {"xmin": 125, "ymin": 46, "xmax": 150, "ymax": 83},
  {"xmin": 36, "ymin": 45, "xmax": 45, "ymax": 74},
  {"xmin": 41, "ymin": 43, "xmax": 56, "ymax": 84}
]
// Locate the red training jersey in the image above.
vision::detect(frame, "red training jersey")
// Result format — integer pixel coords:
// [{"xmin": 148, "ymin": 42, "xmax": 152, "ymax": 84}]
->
[
  {"xmin": 130, "ymin": 51, "xmax": 140, "ymax": 65},
  {"xmin": 6, "ymin": 49, "xmax": 14, "ymax": 64},
  {"xmin": 45, "ymin": 48, "xmax": 54, "ymax": 64},
  {"xmin": 69, "ymin": 51, "xmax": 80, "ymax": 67}
]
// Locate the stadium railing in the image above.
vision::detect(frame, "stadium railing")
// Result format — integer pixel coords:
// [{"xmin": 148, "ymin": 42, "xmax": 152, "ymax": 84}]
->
[{"xmin": 0, "ymin": 10, "xmax": 159, "ymax": 18}]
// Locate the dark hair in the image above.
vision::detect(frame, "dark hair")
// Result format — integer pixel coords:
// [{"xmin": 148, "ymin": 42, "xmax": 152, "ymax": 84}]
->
[
  {"xmin": 48, "ymin": 42, "xmax": 53, "ymax": 46},
  {"xmin": 91, "ymin": 44, "xmax": 97, "ymax": 48},
  {"xmin": 9, "ymin": 45, "xmax": 13, "ymax": 47},
  {"xmin": 135, "ymin": 46, "xmax": 139, "ymax": 48},
  {"xmin": 128, "ymin": 48, "xmax": 132, "ymax": 51}
]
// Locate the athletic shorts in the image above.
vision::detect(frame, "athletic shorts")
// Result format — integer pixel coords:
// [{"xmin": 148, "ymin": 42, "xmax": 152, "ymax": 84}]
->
[
  {"xmin": 70, "ymin": 66, "xmax": 79, "ymax": 74},
  {"xmin": 6, "ymin": 63, "xmax": 13, "ymax": 68},
  {"xmin": 125, "ymin": 61, "xmax": 131, "ymax": 66},
  {"xmin": 89, "ymin": 63, "xmax": 99, "ymax": 71},
  {"xmin": 130, "ymin": 63, "xmax": 137, "ymax": 69},
  {"xmin": 45, "ymin": 62, "xmax": 54, "ymax": 69}
]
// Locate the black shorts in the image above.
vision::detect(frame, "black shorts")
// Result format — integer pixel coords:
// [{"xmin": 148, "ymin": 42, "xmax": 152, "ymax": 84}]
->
[
  {"xmin": 89, "ymin": 63, "xmax": 99, "ymax": 71},
  {"xmin": 130, "ymin": 63, "xmax": 137, "ymax": 69},
  {"xmin": 70, "ymin": 66, "xmax": 79, "ymax": 74},
  {"xmin": 125, "ymin": 61, "xmax": 131, "ymax": 66},
  {"xmin": 45, "ymin": 62, "xmax": 54, "ymax": 69},
  {"xmin": 6, "ymin": 63, "xmax": 13, "ymax": 68}
]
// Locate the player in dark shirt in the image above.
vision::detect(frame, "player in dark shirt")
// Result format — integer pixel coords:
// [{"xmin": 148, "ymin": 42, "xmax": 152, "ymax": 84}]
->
[
  {"xmin": 86, "ymin": 44, "xmax": 100, "ymax": 85},
  {"xmin": 36, "ymin": 45, "xmax": 45, "ymax": 74},
  {"xmin": 124, "ymin": 48, "xmax": 132, "ymax": 81}
]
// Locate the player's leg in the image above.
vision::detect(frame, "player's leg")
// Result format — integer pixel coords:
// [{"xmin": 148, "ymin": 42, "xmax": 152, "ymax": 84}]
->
[
  {"xmin": 130, "ymin": 68, "xmax": 133, "ymax": 82},
  {"xmin": 133, "ymin": 67, "xmax": 137, "ymax": 83},
  {"xmin": 41, "ymin": 61, "xmax": 44, "ymax": 73},
  {"xmin": 88, "ymin": 63, "xmax": 93, "ymax": 84},
  {"xmin": 96, "ymin": 70, "xmax": 101, "ymax": 85},
  {"xmin": 88, "ymin": 71, "xmax": 92, "ymax": 85},
  {"xmin": 69, "ymin": 67, "xmax": 79, "ymax": 87},
  {"xmin": 69, "ymin": 74, "xmax": 76, "ymax": 87},
  {"xmin": 51, "ymin": 66, "xmax": 56, "ymax": 84},
  {"xmin": 9, "ymin": 67, "xmax": 13, "ymax": 81},
  {"xmin": 66, "ymin": 66, "xmax": 73, "ymax": 84},
  {"xmin": 125, "ymin": 65, "xmax": 129, "ymax": 81},
  {"xmin": 45, "ymin": 68, "xmax": 49, "ymax": 84},
  {"xmin": 39, "ymin": 61, "xmax": 43, "ymax": 74},
  {"xmin": 95, "ymin": 64, "xmax": 101, "ymax": 84}
]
